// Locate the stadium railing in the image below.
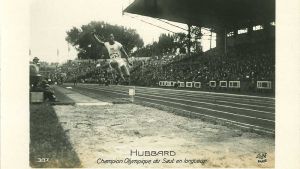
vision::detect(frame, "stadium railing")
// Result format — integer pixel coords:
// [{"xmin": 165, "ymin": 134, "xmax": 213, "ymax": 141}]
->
[
  {"xmin": 186, "ymin": 82, "xmax": 193, "ymax": 88},
  {"xmin": 257, "ymin": 81, "xmax": 272, "ymax": 89},
  {"xmin": 194, "ymin": 82, "xmax": 201, "ymax": 88},
  {"xmin": 209, "ymin": 81, "xmax": 217, "ymax": 88},
  {"xmin": 229, "ymin": 81, "xmax": 241, "ymax": 88},
  {"xmin": 219, "ymin": 81, "xmax": 228, "ymax": 88},
  {"xmin": 179, "ymin": 82, "xmax": 185, "ymax": 87}
]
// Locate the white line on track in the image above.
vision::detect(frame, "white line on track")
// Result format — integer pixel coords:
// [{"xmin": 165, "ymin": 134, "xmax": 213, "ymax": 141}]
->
[
  {"xmin": 131, "ymin": 89, "xmax": 275, "ymax": 110},
  {"xmin": 135, "ymin": 92, "xmax": 274, "ymax": 114},
  {"xmin": 140, "ymin": 101, "xmax": 275, "ymax": 134},
  {"xmin": 86, "ymin": 85, "xmax": 274, "ymax": 114},
  {"xmin": 78, "ymin": 85, "xmax": 275, "ymax": 123},
  {"xmin": 135, "ymin": 95, "xmax": 275, "ymax": 123},
  {"xmin": 135, "ymin": 90, "xmax": 274, "ymax": 108}
]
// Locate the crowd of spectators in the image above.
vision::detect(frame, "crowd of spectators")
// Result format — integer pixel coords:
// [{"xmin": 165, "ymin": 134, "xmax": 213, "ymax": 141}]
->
[
  {"xmin": 57, "ymin": 41, "xmax": 275, "ymax": 92},
  {"xmin": 130, "ymin": 42, "xmax": 275, "ymax": 87},
  {"xmin": 58, "ymin": 60, "xmax": 107, "ymax": 84},
  {"xmin": 58, "ymin": 54, "xmax": 176, "ymax": 85}
]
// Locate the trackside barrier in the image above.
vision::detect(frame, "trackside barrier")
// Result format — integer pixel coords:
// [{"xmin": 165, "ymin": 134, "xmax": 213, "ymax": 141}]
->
[
  {"xmin": 159, "ymin": 81, "xmax": 166, "ymax": 86},
  {"xmin": 179, "ymin": 82, "xmax": 185, "ymax": 87},
  {"xmin": 257, "ymin": 81, "xmax": 272, "ymax": 89},
  {"xmin": 219, "ymin": 81, "xmax": 227, "ymax": 88},
  {"xmin": 209, "ymin": 81, "xmax": 216, "ymax": 87},
  {"xmin": 194, "ymin": 82, "xmax": 201, "ymax": 88},
  {"xmin": 159, "ymin": 81, "xmax": 163, "ymax": 86},
  {"xmin": 166, "ymin": 81, "xmax": 172, "ymax": 87},
  {"xmin": 186, "ymin": 82, "xmax": 193, "ymax": 88},
  {"xmin": 229, "ymin": 81, "xmax": 241, "ymax": 88}
]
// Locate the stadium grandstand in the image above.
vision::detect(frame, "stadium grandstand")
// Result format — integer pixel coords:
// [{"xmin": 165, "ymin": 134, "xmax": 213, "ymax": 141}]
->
[{"xmin": 125, "ymin": 0, "xmax": 275, "ymax": 94}]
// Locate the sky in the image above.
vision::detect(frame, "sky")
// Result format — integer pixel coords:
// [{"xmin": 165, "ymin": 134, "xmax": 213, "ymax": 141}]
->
[{"xmin": 30, "ymin": 0, "xmax": 215, "ymax": 63}]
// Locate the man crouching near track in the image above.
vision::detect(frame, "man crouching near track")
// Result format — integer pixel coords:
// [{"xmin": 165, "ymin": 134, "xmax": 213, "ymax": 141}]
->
[{"xmin": 93, "ymin": 32, "xmax": 132, "ymax": 85}]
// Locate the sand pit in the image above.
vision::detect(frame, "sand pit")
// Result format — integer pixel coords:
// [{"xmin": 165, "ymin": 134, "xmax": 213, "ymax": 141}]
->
[{"xmin": 54, "ymin": 103, "xmax": 274, "ymax": 168}]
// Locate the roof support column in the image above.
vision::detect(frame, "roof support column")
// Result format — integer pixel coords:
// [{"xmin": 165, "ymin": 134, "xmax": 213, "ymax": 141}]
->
[
  {"xmin": 209, "ymin": 29, "xmax": 212, "ymax": 50},
  {"xmin": 187, "ymin": 24, "xmax": 191, "ymax": 56},
  {"xmin": 224, "ymin": 28, "xmax": 227, "ymax": 55},
  {"xmin": 216, "ymin": 27, "xmax": 226, "ymax": 55}
]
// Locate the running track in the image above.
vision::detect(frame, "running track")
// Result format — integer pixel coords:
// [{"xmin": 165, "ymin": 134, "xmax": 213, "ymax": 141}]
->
[{"xmin": 63, "ymin": 84, "xmax": 275, "ymax": 134}]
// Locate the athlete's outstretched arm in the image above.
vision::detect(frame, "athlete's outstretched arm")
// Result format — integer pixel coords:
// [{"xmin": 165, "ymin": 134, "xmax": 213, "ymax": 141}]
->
[{"xmin": 93, "ymin": 33, "xmax": 105, "ymax": 45}]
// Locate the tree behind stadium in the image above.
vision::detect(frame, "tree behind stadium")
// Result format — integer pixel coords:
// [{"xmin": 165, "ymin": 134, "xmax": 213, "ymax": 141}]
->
[
  {"xmin": 131, "ymin": 28, "xmax": 202, "ymax": 58},
  {"xmin": 66, "ymin": 21, "xmax": 144, "ymax": 60}
]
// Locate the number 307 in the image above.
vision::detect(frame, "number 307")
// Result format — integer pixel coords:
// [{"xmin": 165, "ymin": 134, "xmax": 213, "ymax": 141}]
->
[{"xmin": 37, "ymin": 158, "xmax": 49, "ymax": 162}]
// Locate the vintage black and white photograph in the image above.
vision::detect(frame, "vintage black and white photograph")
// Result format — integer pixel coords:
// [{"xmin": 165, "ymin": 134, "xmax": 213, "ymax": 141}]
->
[{"xmin": 28, "ymin": 0, "xmax": 277, "ymax": 168}]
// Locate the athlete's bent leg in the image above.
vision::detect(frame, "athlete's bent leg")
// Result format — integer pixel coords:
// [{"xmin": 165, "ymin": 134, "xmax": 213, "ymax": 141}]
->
[
  {"xmin": 111, "ymin": 62, "xmax": 125, "ymax": 81},
  {"xmin": 120, "ymin": 65, "xmax": 130, "ymax": 78},
  {"xmin": 120, "ymin": 65, "xmax": 130, "ymax": 85}
]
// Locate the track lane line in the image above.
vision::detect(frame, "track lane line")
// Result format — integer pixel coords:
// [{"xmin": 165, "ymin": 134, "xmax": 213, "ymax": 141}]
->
[
  {"xmin": 134, "ymin": 90, "xmax": 275, "ymax": 110},
  {"xmin": 84, "ymin": 85, "xmax": 275, "ymax": 115},
  {"xmin": 140, "ymin": 101, "xmax": 275, "ymax": 134},
  {"xmin": 77, "ymin": 85, "xmax": 275, "ymax": 123},
  {"xmin": 134, "ymin": 95, "xmax": 275, "ymax": 123}
]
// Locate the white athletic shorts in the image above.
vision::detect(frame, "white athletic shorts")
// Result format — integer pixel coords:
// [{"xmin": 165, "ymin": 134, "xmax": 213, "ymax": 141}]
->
[{"xmin": 109, "ymin": 57, "xmax": 126, "ymax": 67}]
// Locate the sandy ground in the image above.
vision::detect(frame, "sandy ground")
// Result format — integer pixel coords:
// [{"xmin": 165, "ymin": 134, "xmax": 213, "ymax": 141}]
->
[{"xmin": 53, "ymin": 103, "xmax": 274, "ymax": 168}]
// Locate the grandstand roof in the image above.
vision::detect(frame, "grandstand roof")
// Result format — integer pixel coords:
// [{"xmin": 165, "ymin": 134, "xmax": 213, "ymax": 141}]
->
[{"xmin": 124, "ymin": 0, "xmax": 275, "ymax": 30}]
